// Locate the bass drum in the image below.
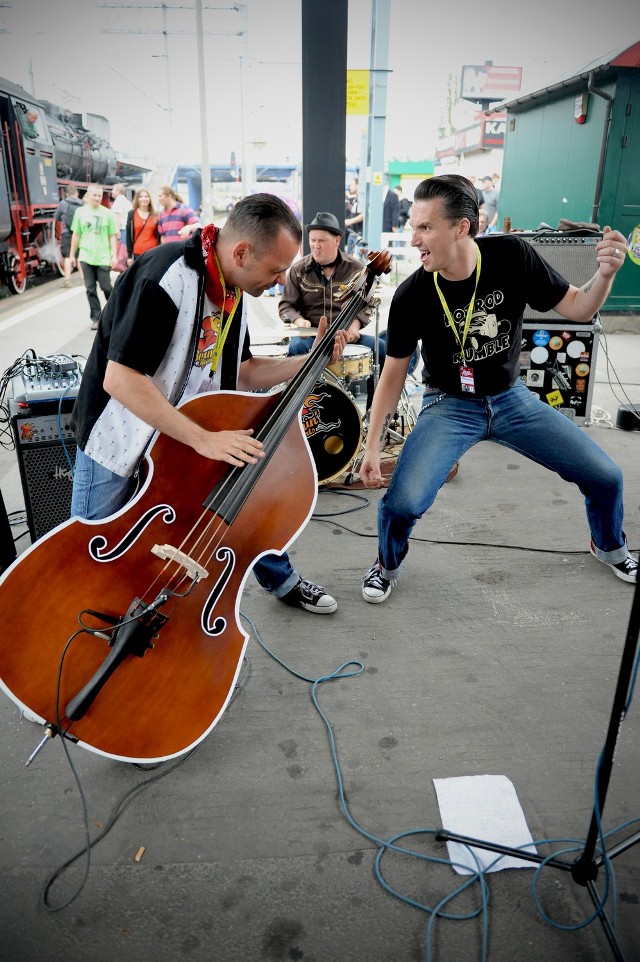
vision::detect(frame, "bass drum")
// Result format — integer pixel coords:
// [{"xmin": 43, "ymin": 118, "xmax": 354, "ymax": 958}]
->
[{"xmin": 301, "ymin": 377, "xmax": 362, "ymax": 483}]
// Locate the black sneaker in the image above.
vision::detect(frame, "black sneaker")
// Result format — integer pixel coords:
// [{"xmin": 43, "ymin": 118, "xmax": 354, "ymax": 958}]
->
[
  {"xmin": 590, "ymin": 540, "xmax": 638, "ymax": 583},
  {"xmin": 281, "ymin": 579, "xmax": 337, "ymax": 614},
  {"xmin": 362, "ymin": 560, "xmax": 392, "ymax": 604}
]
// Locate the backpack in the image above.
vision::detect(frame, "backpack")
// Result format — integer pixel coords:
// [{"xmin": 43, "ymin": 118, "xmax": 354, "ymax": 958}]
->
[{"xmin": 62, "ymin": 198, "xmax": 81, "ymax": 231}]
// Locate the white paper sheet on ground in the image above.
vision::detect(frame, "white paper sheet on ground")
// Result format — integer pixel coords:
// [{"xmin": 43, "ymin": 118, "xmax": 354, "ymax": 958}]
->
[{"xmin": 433, "ymin": 774, "xmax": 538, "ymax": 875}]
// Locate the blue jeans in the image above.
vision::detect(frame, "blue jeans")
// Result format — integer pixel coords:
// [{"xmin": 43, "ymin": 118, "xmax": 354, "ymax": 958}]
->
[
  {"xmin": 70, "ymin": 448, "xmax": 300, "ymax": 597},
  {"xmin": 377, "ymin": 379, "xmax": 627, "ymax": 579}
]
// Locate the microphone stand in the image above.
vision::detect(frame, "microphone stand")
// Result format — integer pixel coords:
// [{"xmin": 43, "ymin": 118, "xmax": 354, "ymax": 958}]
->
[{"xmin": 436, "ymin": 573, "xmax": 640, "ymax": 961}]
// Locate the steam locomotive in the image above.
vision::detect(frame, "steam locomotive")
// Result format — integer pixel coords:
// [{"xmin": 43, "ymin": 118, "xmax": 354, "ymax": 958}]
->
[{"xmin": 0, "ymin": 75, "xmax": 148, "ymax": 294}]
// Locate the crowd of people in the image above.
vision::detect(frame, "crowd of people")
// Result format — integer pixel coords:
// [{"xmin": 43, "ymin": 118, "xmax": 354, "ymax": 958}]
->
[
  {"xmin": 60, "ymin": 175, "xmax": 637, "ymax": 602},
  {"xmin": 55, "ymin": 182, "xmax": 203, "ymax": 329}
]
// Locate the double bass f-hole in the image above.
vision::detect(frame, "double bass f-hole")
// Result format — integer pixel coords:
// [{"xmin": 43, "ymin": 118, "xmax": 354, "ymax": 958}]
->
[{"xmin": 64, "ymin": 539, "xmax": 236, "ymax": 722}]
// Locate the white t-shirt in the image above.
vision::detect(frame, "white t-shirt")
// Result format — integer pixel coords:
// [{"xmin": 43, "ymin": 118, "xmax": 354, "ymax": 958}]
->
[{"xmin": 111, "ymin": 194, "xmax": 133, "ymax": 231}]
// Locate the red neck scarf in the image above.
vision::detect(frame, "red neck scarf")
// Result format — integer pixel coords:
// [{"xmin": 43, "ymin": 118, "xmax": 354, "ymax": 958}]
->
[
  {"xmin": 201, "ymin": 223, "xmax": 239, "ymax": 315},
  {"xmin": 200, "ymin": 223, "xmax": 242, "ymax": 375}
]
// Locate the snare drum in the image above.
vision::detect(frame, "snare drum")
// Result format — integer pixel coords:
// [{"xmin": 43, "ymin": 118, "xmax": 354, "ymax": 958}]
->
[
  {"xmin": 326, "ymin": 343, "xmax": 372, "ymax": 382},
  {"xmin": 301, "ymin": 377, "xmax": 362, "ymax": 483}
]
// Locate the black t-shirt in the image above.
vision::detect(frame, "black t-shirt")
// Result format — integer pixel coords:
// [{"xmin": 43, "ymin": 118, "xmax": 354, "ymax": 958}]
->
[{"xmin": 385, "ymin": 235, "xmax": 570, "ymax": 397}]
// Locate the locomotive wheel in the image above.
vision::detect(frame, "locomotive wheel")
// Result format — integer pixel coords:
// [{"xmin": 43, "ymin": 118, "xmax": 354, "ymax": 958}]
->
[{"xmin": 6, "ymin": 252, "xmax": 26, "ymax": 295}]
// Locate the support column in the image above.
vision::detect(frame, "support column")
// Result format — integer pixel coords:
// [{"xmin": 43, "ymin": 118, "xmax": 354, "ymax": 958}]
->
[{"xmin": 301, "ymin": 0, "xmax": 348, "ymax": 253}]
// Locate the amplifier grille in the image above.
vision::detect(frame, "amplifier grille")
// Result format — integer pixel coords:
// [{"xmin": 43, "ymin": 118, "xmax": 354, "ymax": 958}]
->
[
  {"xmin": 519, "ymin": 233, "xmax": 602, "ymax": 322},
  {"xmin": 17, "ymin": 441, "xmax": 77, "ymax": 541}
]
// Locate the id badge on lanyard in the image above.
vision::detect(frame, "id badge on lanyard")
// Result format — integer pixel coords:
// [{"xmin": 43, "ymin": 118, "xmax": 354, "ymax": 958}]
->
[
  {"xmin": 433, "ymin": 245, "xmax": 482, "ymax": 394},
  {"xmin": 459, "ymin": 365, "xmax": 475, "ymax": 392}
]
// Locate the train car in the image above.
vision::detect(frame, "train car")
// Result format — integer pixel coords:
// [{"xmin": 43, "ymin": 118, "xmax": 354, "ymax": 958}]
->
[{"xmin": 0, "ymin": 76, "xmax": 147, "ymax": 294}]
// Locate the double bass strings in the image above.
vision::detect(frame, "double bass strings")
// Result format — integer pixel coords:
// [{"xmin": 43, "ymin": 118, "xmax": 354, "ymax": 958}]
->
[
  {"xmin": 134, "ymin": 255, "xmax": 389, "ymax": 610},
  {"xmin": 193, "ymin": 255, "xmax": 387, "ymax": 530}
]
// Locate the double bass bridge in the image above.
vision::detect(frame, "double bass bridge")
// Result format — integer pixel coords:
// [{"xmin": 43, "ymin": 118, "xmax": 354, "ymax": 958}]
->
[{"xmin": 151, "ymin": 543, "xmax": 209, "ymax": 581}]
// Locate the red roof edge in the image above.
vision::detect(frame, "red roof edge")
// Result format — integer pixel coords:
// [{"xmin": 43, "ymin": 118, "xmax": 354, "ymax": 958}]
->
[{"xmin": 610, "ymin": 41, "xmax": 640, "ymax": 67}]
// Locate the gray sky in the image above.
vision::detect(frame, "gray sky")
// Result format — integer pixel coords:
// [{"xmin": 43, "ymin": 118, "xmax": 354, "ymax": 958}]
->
[{"xmin": 1, "ymin": 0, "xmax": 638, "ymax": 168}]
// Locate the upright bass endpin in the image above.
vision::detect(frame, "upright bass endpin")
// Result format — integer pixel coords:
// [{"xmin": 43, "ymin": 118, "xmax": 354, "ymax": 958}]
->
[{"xmin": 25, "ymin": 723, "xmax": 57, "ymax": 767}]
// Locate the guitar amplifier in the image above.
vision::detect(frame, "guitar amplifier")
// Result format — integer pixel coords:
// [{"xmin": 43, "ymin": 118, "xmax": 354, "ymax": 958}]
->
[
  {"xmin": 518, "ymin": 232, "xmax": 602, "ymax": 323},
  {"xmin": 9, "ymin": 398, "xmax": 77, "ymax": 542}
]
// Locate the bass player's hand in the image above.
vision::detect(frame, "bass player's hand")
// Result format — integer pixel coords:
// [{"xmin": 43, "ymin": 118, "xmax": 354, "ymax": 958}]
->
[{"xmin": 194, "ymin": 429, "xmax": 264, "ymax": 467}]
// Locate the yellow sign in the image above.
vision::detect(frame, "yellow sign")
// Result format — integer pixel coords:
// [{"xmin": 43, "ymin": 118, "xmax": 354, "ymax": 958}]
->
[
  {"xmin": 373, "ymin": 172, "xmax": 383, "ymax": 186},
  {"xmin": 346, "ymin": 70, "xmax": 369, "ymax": 115},
  {"xmin": 545, "ymin": 390, "xmax": 564, "ymax": 407}
]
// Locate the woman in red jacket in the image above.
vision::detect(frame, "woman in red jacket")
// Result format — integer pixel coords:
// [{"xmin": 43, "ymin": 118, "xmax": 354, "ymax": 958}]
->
[{"xmin": 125, "ymin": 188, "xmax": 160, "ymax": 264}]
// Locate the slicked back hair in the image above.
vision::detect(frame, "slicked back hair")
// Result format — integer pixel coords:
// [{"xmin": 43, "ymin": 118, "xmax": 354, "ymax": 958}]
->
[
  {"xmin": 223, "ymin": 193, "xmax": 302, "ymax": 256},
  {"xmin": 414, "ymin": 175, "xmax": 480, "ymax": 238}
]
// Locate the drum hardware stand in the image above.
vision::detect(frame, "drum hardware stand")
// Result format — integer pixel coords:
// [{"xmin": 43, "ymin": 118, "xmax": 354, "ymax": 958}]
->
[
  {"xmin": 436, "ymin": 573, "xmax": 640, "ymax": 962},
  {"xmin": 370, "ymin": 290, "xmax": 382, "ymax": 393},
  {"xmin": 343, "ymin": 390, "xmax": 416, "ymax": 485},
  {"xmin": 342, "ymin": 289, "xmax": 417, "ymax": 485},
  {"xmin": 368, "ymin": 285, "xmax": 417, "ymax": 435}
]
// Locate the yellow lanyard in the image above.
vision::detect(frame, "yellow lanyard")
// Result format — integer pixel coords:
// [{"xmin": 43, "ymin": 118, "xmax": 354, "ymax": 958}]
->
[
  {"xmin": 209, "ymin": 252, "xmax": 241, "ymax": 375},
  {"xmin": 433, "ymin": 245, "xmax": 482, "ymax": 361}
]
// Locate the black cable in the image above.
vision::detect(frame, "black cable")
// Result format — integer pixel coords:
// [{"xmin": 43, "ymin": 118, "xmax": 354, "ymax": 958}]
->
[
  {"xmin": 0, "ymin": 350, "xmax": 65, "ymax": 451},
  {"xmin": 313, "ymin": 488, "xmax": 370, "ymax": 517},
  {"xmin": 42, "ymin": 739, "xmax": 199, "ymax": 912},
  {"xmin": 598, "ymin": 329, "xmax": 640, "ymax": 425},
  {"xmin": 8, "ymin": 509, "xmax": 29, "ymax": 543},
  {"xmin": 311, "ymin": 515, "xmax": 638, "ymax": 557},
  {"xmin": 40, "ymin": 651, "xmax": 250, "ymax": 911}
]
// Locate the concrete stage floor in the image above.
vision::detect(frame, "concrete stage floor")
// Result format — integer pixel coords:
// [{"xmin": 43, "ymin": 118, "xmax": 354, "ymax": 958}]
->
[{"xmin": 0, "ymin": 273, "xmax": 638, "ymax": 962}]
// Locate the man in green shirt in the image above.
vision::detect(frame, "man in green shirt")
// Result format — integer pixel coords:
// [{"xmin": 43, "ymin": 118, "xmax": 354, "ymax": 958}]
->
[{"xmin": 70, "ymin": 185, "xmax": 118, "ymax": 330}]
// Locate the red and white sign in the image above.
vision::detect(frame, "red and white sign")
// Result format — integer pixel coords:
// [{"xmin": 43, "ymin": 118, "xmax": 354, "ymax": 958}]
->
[{"xmin": 460, "ymin": 65, "xmax": 522, "ymax": 102}]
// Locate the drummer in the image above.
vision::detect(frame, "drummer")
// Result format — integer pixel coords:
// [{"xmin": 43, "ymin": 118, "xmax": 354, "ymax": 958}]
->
[{"xmin": 279, "ymin": 211, "xmax": 386, "ymax": 407}]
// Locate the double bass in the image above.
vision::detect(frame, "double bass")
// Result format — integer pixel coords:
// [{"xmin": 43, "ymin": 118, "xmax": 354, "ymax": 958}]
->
[{"xmin": 0, "ymin": 250, "xmax": 391, "ymax": 764}]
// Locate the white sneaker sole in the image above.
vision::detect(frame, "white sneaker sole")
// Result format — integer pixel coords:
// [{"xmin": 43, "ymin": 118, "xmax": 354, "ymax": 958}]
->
[
  {"xmin": 300, "ymin": 598, "xmax": 337, "ymax": 614},
  {"xmin": 362, "ymin": 586, "xmax": 391, "ymax": 604}
]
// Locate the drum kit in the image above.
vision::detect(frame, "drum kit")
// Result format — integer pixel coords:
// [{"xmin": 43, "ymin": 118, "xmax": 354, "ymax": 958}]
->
[{"xmin": 254, "ymin": 293, "xmax": 418, "ymax": 485}]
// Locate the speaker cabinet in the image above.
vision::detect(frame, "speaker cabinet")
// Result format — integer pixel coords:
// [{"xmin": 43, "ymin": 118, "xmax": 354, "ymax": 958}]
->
[
  {"xmin": 508, "ymin": 232, "xmax": 603, "ymax": 424},
  {"xmin": 518, "ymin": 232, "xmax": 603, "ymax": 322},
  {"xmin": 9, "ymin": 399, "xmax": 77, "ymax": 542}
]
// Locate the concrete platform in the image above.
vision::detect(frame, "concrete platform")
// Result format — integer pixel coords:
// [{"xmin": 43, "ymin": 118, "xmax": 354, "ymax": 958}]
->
[{"xmin": 0, "ymin": 274, "xmax": 639, "ymax": 962}]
